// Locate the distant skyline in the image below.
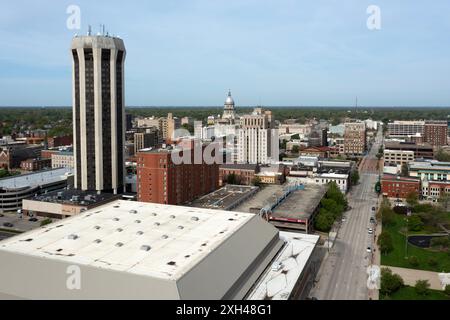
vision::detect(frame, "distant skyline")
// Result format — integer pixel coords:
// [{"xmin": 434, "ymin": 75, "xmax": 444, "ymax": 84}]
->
[{"xmin": 1, "ymin": 1, "xmax": 450, "ymax": 107}]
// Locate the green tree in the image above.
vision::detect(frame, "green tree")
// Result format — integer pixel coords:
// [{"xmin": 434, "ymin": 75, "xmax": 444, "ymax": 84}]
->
[
  {"xmin": 407, "ymin": 215, "xmax": 424, "ymax": 231},
  {"xmin": 181, "ymin": 123, "xmax": 194, "ymax": 135},
  {"xmin": 225, "ymin": 173, "xmax": 237, "ymax": 185},
  {"xmin": 406, "ymin": 191, "xmax": 419, "ymax": 207},
  {"xmin": 414, "ymin": 280, "xmax": 430, "ymax": 295},
  {"xmin": 377, "ymin": 231, "xmax": 394, "ymax": 254},
  {"xmin": 251, "ymin": 176, "xmax": 262, "ymax": 187},
  {"xmin": 40, "ymin": 218, "xmax": 52, "ymax": 227},
  {"xmin": 351, "ymin": 170, "xmax": 360, "ymax": 185},
  {"xmin": 379, "ymin": 201, "xmax": 395, "ymax": 226},
  {"xmin": 314, "ymin": 209, "xmax": 335, "ymax": 232},
  {"xmin": 380, "ymin": 268, "xmax": 404, "ymax": 297},
  {"xmin": 408, "ymin": 256, "xmax": 419, "ymax": 267},
  {"xmin": 401, "ymin": 163, "xmax": 409, "ymax": 177},
  {"xmin": 435, "ymin": 148, "xmax": 450, "ymax": 162},
  {"xmin": 427, "ymin": 257, "xmax": 438, "ymax": 267},
  {"xmin": 430, "ymin": 236, "xmax": 450, "ymax": 249}
]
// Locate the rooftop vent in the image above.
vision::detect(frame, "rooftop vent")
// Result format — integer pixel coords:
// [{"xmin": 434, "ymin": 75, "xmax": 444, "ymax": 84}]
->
[
  {"xmin": 113, "ymin": 218, "xmax": 120, "ymax": 221},
  {"xmin": 154, "ymin": 222, "xmax": 160, "ymax": 226},
  {"xmin": 135, "ymin": 220, "xmax": 141, "ymax": 223},
  {"xmin": 140, "ymin": 245, "xmax": 151, "ymax": 251},
  {"xmin": 116, "ymin": 228, "xmax": 123, "ymax": 232},
  {"xmin": 94, "ymin": 239, "xmax": 102, "ymax": 244},
  {"xmin": 169, "ymin": 215, "xmax": 176, "ymax": 219},
  {"xmin": 136, "ymin": 231, "xmax": 144, "ymax": 235},
  {"xmin": 94, "ymin": 226, "xmax": 101, "ymax": 230},
  {"xmin": 167, "ymin": 261, "xmax": 176, "ymax": 266},
  {"xmin": 161, "ymin": 235, "xmax": 169, "ymax": 239},
  {"xmin": 129, "ymin": 209, "xmax": 138, "ymax": 214},
  {"xmin": 191, "ymin": 216, "xmax": 199, "ymax": 221},
  {"xmin": 115, "ymin": 242, "xmax": 124, "ymax": 247},
  {"xmin": 113, "ymin": 205, "xmax": 120, "ymax": 208},
  {"xmin": 177, "ymin": 225, "xmax": 184, "ymax": 230},
  {"xmin": 151, "ymin": 213, "xmax": 157, "ymax": 216},
  {"xmin": 67, "ymin": 234, "xmax": 79, "ymax": 240}
]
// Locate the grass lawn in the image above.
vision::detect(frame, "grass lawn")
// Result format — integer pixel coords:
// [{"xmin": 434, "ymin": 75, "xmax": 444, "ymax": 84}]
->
[
  {"xmin": 380, "ymin": 214, "xmax": 450, "ymax": 272},
  {"xmin": 381, "ymin": 286, "xmax": 449, "ymax": 300}
]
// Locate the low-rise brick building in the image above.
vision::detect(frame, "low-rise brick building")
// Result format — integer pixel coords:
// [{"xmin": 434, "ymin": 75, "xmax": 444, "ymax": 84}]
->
[{"xmin": 381, "ymin": 174, "xmax": 420, "ymax": 199}]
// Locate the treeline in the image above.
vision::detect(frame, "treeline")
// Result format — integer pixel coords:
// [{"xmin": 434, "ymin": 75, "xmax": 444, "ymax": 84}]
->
[{"xmin": 1, "ymin": 106, "xmax": 450, "ymax": 136}]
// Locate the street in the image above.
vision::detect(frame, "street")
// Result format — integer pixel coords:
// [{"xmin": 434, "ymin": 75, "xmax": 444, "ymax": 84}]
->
[{"xmin": 310, "ymin": 128, "xmax": 383, "ymax": 300}]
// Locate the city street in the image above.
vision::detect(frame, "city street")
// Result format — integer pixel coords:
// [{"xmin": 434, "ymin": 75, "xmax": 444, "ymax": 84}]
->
[{"xmin": 310, "ymin": 129, "xmax": 383, "ymax": 300}]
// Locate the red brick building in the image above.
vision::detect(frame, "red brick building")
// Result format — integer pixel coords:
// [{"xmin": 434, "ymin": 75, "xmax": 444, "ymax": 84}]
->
[
  {"xmin": 424, "ymin": 121, "xmax": 448, "ymax": 147},
  {"xmin": 219, "ymin": 164, "xmax": 259, "ymax": 186},
  {"xmin": 137, "ymin": 145, "xmax": 219, "ymax": 205},
  {"xmin": 20, "ymin": 158, "xmax": 52, "ymax": 171},
  {"xmin": 47, "ymin": 135, "xmax": 73, "ymax": 148},
  {"xmin": 381, "ymin": 174, "xmax": 420, "ymax": 199}
]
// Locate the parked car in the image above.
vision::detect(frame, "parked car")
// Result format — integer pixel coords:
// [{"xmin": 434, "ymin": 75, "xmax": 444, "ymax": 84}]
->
[
  {"xmin": 28, "ymin": 217, "xmax": 38, "ymax": 222},
  {"xmin": 371, "ymin": 206, "xmax": 376, "ymax": 211},
  {"xmin": 368, "ymin": 228, "xmax": 373, "ymax": 234},
  {"xmin": 0, "ymin": 214, "xmax": 4, "ymax": 217},
  {"xmin": 366, "ymin": 246, "xmax": 372, "ymax": 253},
  {"xmin": 3, "ymin": 222, "xmax": 13, "ymax": 228}
]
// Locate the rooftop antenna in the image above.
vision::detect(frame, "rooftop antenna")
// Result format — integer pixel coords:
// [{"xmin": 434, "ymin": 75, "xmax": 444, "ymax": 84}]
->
[
  {"xmin": 87, "ymin": 25, "xmax": 92, "ymax": 36},
  {"xmin": 102, "ymin": 24, "xmax": 106, "ymax": 36},
  {"xmin": 354, "ymin": 96, "xmax": 358, "ymax": 118}
]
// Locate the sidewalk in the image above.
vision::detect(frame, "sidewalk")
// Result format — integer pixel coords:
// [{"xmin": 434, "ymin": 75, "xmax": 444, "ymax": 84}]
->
[{"xmin": 381, "ymin": 266, "xmax": 445, "ymax": 290}]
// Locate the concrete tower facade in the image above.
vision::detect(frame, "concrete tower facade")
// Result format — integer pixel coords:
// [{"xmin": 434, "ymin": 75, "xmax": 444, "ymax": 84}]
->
[{"xmin": 71, "ymin": 34, "xmax": 126, "ymax": 194}]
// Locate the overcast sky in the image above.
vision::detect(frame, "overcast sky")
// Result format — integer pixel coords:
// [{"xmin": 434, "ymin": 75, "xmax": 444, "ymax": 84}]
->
[{"xmin": 1, "ymin": 0, "xmax": 450, "ymax": 107}]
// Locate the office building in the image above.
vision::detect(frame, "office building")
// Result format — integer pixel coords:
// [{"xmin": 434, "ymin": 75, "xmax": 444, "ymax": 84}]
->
[
  {"xmin": 20, "ymin": 158, "xmax": 51, "ymax": 171},
  {"xmin": 387, "ymin": 121, "xmax": 425, "ymax": 137},
  {"xmin": 71, "ymin": 33, "xmax": 126, "ymax": 194},
  {"xmin": 47, "ymin": 135, "xmax": 73, "ymax": 149},
  {"xmin": 383, "ymin": 149, "xmax": 415, "ymax": 166},
  {"xmin": 136, "ymin": 144, "xmax": 219, "ymax": 205},
  {"xmin": 51, "ymin": 151, "xmax": 75, "ymax": 169},
  {"xmin": 384, "ymin": 141, "xmax": 434, "ymax": 159},
  {"xmin": 424, "ymin": 121, "xmax": 448, "ymax": 147},
  {"xmin": 237, "ymin": 108, "xmax": 276, "ymax": 164},
  {"xmin": 381, "ymin": 174, "xmax": 420, "ymax": 199},
  {"xmin": 343, "ymin": 122, "xmax": 366, "ymax": 155},
  {"xmin": 134, "ymin": 130, "xmax": 158, "ymax": 153}
]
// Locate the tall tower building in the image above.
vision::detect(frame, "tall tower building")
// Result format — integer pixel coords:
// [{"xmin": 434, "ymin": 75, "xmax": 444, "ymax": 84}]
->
[
  {"xmin": 237, "ymin": 108, "xmax": 277, "ymax": 164},
  {"xmin": 71, "ymin": 33, "xmax": 126, "ymax": 194}
]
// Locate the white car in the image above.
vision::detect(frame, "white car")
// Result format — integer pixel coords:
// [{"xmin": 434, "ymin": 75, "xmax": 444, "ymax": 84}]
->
[
  {"xmin": 368, "ymin": 228, "xmax": 373, "ymax": 234},
  {"xmin": 366, "ymin": 247, "xmax": 372, "ymax": 253}
]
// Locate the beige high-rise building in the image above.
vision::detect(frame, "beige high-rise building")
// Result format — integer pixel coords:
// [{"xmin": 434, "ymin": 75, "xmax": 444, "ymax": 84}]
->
[
  {"xmin": 344, "ymin": 122, "xmax": 366, "ymax": 155},
  {"xmin": 237, "ymin": 108, "xmax": 277, "ymax": 164},
  {"xmin": 71, "ymin": 33, "xmax": 126, "ymax": 194},
  {"xmin": 166, "ymin": 113, "xmax": 181, "ymax": 143}
]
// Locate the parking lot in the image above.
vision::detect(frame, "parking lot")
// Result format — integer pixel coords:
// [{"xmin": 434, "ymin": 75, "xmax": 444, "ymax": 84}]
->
[{"xmin": 0, "ymin": 212, "xmax": 47, "ymax": 234}]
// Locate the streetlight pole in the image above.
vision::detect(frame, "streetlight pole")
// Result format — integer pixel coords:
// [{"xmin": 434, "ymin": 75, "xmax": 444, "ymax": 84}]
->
[{"xmin": 405, "ymin": 217, "xmax": 408, "ymax": 259}]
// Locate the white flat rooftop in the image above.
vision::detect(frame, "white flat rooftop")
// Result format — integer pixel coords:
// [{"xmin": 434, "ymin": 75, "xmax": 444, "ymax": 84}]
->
[
  {"xmin": 0, "ymin": 168, "xmax": 72, "ymax": 189},
  {"xmin": 0, "ymin": 200, "xmax": 254, "ymax": 281},
  {"xmin": 247, "ymin": 232, "xmax": 319, "ymax": 300}
]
